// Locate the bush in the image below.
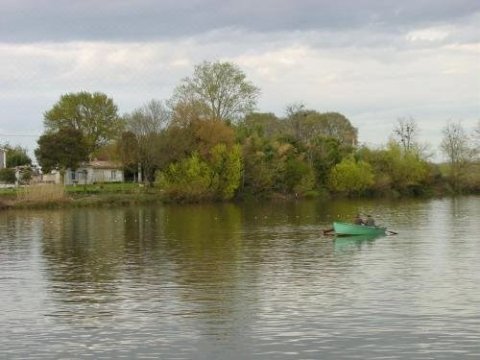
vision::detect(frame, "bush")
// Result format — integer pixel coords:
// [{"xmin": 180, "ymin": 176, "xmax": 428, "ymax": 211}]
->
[
  {"xmin": 156, "ymin": 153, "xmax": 213, "ymax": 201},
  {"xmin": 0, "ymin": 168, "xmax": 16, "ymax": 184},
  {"xmin": 328, "ymin": 157, "xmax": 374, "ymax": 195}
]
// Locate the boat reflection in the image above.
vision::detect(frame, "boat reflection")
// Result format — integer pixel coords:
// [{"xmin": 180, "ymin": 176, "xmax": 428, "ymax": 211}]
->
[{"xmin": 333, "ymin": 233, "xmax": 384, "ymax": 251}]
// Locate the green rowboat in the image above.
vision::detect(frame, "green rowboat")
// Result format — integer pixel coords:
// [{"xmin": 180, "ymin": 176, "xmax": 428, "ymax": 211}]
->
[{"xmin": 333, "ymin": 221, "xmax": 386, "ymax": 236}]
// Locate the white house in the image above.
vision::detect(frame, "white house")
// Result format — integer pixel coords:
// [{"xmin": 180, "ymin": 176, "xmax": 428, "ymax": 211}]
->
[
  {"xmin": 43, "ymin": 161, "xmax": 124, "ymax": 185},
  {"xmin": 66, "ymin": 160, "xmax": 124, "ymax": 185}
]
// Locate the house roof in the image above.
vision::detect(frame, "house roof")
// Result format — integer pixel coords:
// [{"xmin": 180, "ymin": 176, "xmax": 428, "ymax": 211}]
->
[{"xmin": 84, "ymin": 160, "xmax": 123, "ymax": 169}]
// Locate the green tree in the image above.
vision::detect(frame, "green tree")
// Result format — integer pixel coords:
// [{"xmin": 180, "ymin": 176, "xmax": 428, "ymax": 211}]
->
[
  {"xmin": 284, "ymin": 156, "xmax": 315, "ymax": 195},
  {"xmin": 171, "ymin": 61, "xmax": 260, "ymax": 122},
  {"xmin": 35, "ymin": 128, "xmax": 89, "ymax": 174},
  {"xmin": 19, "ymin": 167, "xmax": 33, "ymax": 184},
  {"xmin": 5, "ymin": 145, "xmax": 32, "ymax": 167},
  {"xmin": 357, "ymin": 143, "xmax": 432, "ymax": 195},
  {"xmin": 117, "ymin": 131, "xmax": 140, "ymax": 175},
  {"xmin": 387, "ymin": 143, "xmax": 430, "ymax": 194},
  {"xmin": 156, "ymin": 117, "xmax": 236, "ymax": 170},
  {"xmin": 44, "ymin": 91, "xmax": 123, "ymax": 156},
  {"xmin": 209, "ymin": 144, "xmax": 243, "ymax": 200},
  {"xmin": 241, "ymin": 134, "xmax": 315, "ymax": 196},
  {"xmin": 328, "ymin": 157, "xmax": 374, "ymax": 195},
  {"xmin": 309, "ymin": 137, "xmax": 343, "ymax": 187},
  {"xmin": 240, "ymin": 133, "xmax": 275, "ymax": 196},
  {"xmin": 0, "ymin": 168, "xmax": 16, "ymax": 184},
  {"xmin": 284, "ymin": 106, "xmax": 357, "ymax": 146},
  {"xmin": 156, "ymin": 153, "xmax": 213, "ymax": 201},
  {"xmin": 239, "ymin": 112, "xmax": 281, "ymax": 140}
]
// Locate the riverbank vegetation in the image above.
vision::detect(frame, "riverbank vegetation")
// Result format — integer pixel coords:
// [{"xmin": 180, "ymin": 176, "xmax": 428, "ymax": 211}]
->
[{"xmin": 1, "ymin": 61, "xmax": 479, "ymax": 208}]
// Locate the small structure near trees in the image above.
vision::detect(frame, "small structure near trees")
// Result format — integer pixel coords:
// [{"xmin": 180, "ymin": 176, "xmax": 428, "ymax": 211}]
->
[{"xmin": 42, "ymin": 161, "xmax": 124, "ymax": 185}]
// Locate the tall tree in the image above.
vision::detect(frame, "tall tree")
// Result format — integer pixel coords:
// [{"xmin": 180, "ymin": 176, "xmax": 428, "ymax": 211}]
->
[
  {"xmin": 393, "ymin": 117, "xmax": 418, "ymax": 153},
  {"xmin": 44, "ymin": 91, "xmax": 123, "ymax": 156},
  {"xmin": 284, "ymin": 107, "xmax": 357, "ymax": 146},
  {"xmin": 117, "ymin": 131, "xmax": 139, "ymax": 175},
  {"xmin": 35, "ymin": 128, "xmax": 89, "ymax": 173},
  {"xmin": 440, "ymin": 121, "xmax": 474, "ymax": 192},
  {"xmin": 240, "ymin": 112, "xmax": 281, "ymax": 139},
  {"xmin": 209, "ymin": 144, "xmax": 243, "ymax": 200},
  {"xmin": 171, "ymin": 61, "xmax": 260, "ymax": 122},
  {"xmin": 309, "ymin": 137, "xmax": 343, "ymax": 187},
  {"xmin": 124, "ymin": 100, "xmax": 170, "ymax": 184}
]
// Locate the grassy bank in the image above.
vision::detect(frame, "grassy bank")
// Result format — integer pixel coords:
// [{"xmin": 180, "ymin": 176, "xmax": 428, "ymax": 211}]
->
[
  {"xmin": 1, "ymin": 181, "xmax": 478, "ymax": 211},
  {"xmin": 0, "ymin": 183, "xmax": 165, "ymax": 210}
]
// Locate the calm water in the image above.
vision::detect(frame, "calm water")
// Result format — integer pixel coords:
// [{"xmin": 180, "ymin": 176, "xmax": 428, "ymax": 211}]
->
[{"xmin": 1, "ymin": 197, "xmax": 479, "ymax": 359}]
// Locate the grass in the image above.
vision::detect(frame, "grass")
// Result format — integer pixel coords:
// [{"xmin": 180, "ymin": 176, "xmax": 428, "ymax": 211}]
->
[
  {"xmin": 65, "ymin": 182, "xmax": 146, "ymax": 195},
  {"xmin": 16, "ymin": 184, "xmax": 70, "ymax": 206},
  {"xmin": 0, "ymin": 187, "xmax": 17, "ymax": 196},
  {"xmin": 0, "ymin": 182, "xmax": 164, "ymax": 209}
]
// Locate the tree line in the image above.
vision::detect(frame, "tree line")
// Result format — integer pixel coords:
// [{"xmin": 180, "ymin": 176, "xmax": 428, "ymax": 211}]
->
[{"xmin": 6, "ymin": 60, "xmax": 478, "ymax": 200}]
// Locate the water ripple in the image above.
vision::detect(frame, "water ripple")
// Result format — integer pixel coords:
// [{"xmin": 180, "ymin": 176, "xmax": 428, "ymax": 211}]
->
[{"xmin": 1, "ymin": 197, "xmax": 479, "ymax": 358}]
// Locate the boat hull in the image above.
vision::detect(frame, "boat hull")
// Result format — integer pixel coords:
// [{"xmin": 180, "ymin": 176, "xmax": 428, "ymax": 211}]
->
[{"xmin": 333, "ymin": 221, "xmax": 386, "ymax": 236}]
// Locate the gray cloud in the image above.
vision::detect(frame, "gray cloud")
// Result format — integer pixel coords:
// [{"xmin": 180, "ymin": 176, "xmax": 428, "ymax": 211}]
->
[
  {"xmin": 1, "ymin": 0, "xmax": 479, "ymax": 162},
  {"xmin": 1, "ymin": 0, "xmax": 479, "ymax": 42}
]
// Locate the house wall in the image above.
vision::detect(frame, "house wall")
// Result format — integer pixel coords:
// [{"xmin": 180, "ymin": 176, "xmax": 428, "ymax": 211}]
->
[
  {"xmin": 42, "ymin": 171, "xmax": 62, "ymax": 184},
  {"xmin": 91, "ymin": 168, "xmax": 124, "ymax": 183},
  {"xmin": 0, "ymin": 149, "xmax": 6, "ymax": 169},
  {"xmin": 64, "ymin": 167, "xmax": 124, "ymax": 185}
]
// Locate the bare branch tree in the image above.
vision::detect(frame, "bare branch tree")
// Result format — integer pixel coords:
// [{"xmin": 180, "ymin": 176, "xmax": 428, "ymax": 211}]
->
[
  {"xmin": 124, "ymin": 99, "xmax": 171, "ymax": 184},
  {"xmin": 393, "ymin": 117, "xmax": 418, "ymax": 153},
  {"xmin": 440, "ymin": 121, "xmax": 474, "ymax": 192},
  {"xmin": 171, "ymin": 61, "xmax": 260, "ymax": 123}
]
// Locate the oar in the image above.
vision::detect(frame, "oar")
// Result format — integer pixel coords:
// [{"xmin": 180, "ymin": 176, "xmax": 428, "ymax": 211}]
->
[
  {"xmin": 386, "ymin": 230, "xmax": 398, "ymax": 235},
  {"xmin": 323, "ymin": 227, "xmax": 335, "ymax": 235}
]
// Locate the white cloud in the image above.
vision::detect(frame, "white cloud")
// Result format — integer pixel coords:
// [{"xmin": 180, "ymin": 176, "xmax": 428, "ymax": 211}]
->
[
  {"xmin": 0, "ymin": 10, "xmax": 479, "ymax": 162},
  {"xmin": 406, "ymin": 26, "xmax": 452, "ymax": 42}
]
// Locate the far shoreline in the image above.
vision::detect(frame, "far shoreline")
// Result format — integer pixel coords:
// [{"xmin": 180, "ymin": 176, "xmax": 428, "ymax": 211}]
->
[{"xmin": 1, "ymin": 184, "xmax": 477, "ymax": 212}]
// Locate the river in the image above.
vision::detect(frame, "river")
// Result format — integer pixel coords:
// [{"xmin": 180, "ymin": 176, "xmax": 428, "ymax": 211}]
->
[{"xmin": 1, "ymin": 196, "xmax": 479, "ymax": 359}]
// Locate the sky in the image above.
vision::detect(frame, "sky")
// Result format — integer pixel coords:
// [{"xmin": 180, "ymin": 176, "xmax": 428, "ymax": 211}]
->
[{"xmin": 1, "ymin": 0, "xmax": 479, "ymax": 162}]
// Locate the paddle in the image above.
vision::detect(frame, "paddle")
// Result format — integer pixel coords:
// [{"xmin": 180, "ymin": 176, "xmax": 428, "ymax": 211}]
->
[
  {"xmin": 323, "ymin": 227, "xmax": 335, "ymax": 235},
  {"xmin": 386, "ymin": 230, "xmax": 398, "ymax": 235}
]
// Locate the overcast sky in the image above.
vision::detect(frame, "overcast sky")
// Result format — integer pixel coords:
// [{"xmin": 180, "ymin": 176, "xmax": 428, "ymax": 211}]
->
[{"xmin": 1, "ymin": 0, "xmax": 479, "ymax": 161}]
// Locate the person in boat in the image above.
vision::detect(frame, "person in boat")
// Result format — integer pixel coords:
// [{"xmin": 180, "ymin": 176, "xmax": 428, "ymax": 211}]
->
[
  {"xmin": 365, "ymin": 215, "xmax": 375, "ymax": 226},
  {"xmin": 354, "ymin": 214, "xmax": 364, "ymax": 225}
]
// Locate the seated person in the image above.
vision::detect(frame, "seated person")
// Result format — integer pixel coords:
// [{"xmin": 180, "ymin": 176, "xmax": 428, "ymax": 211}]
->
[
  {"xmin": 365, "ymin": 215, "xmax": 375, "ymax": 226},
  {"xmin": 354, "ymin": 214, "xmax": 364, "ymax": 225}
]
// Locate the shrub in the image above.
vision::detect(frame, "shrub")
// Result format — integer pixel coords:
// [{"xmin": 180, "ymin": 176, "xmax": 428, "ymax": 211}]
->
[
  {"xmin": 328, "ymin": 157, "xmax": 374, "ymax": 195},
  {"xmin": 0, "ymin": 168, "xmax": 16, "ymax": 184}
]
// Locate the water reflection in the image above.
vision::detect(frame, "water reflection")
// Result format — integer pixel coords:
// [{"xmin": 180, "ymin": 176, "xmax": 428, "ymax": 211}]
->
[{"xmin": 333, "ymin": 233, "xmax": 383, "ymax": 252}]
